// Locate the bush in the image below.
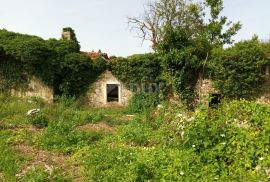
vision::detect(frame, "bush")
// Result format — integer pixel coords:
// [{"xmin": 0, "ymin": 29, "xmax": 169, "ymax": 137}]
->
[
  {"xmin": 127, "ymin": 92, "xmax": 160, "ymax": 113},
  {"xmin": 182, "ymin": 100, "xmax": 270, "ymax": 180},
  {"xmin": 76, "ymin": 146, "xmax": 138, "ymax": 181},
  {"xmin": 209, "ymin": 37, "xmax": 268, "ymax": 99},
  {"xmin": 55, "ymin": 96, "xmax": 81, "ymax": 109},
  {"xmin": 28, "ymin": 113, "xmax": 48, "ymax": 129}
]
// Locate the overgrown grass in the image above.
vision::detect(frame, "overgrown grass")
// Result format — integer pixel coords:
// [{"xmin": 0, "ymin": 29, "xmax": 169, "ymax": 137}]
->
[
  {"xmin": 21, "ymin": 166, "xmax": 71, "ymax": 182},
  {"xmin": 0, "ymin": 131, "xmax": 27, "ymax": 181},
  {"xmin": 0, "ymin": 94, "xmax": 269, "ymax": 181}
]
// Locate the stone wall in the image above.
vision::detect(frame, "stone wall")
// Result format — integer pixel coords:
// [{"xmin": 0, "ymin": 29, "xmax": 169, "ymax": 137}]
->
[
  {"xmin": 196, "ymin": 77, "xmax": 219, "ymax": 105},
  {"xmin": 11, "ymin": 77, "xmax": 54, "ymax": 103},
  {"xmin": 196, "ymin": 77, "xmax": 270, "ymax": 105},
  {"xmin": 82, "ymin": 70, "xmax": 133, "ymax": 107},
  {"xmin": 256, "ymin": 81, "xmax": 270, "ymax": 104}
]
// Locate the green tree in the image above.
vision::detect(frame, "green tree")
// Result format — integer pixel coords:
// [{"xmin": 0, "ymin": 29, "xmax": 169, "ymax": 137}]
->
[
  {"xmin": 129, "ymin": 0, "xmax": 241, "ymax": 107},
  {"xmin": 209, "ymin": 37, "xmax": 268, "ymax": 99}
]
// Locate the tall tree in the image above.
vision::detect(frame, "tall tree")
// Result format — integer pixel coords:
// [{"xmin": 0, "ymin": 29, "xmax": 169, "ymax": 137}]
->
[
  {"xmin": 128, "ymin": 0, "xmax": 241, "ymax": 107},
  {"xmin": 128, "ymin": 0, "xmax": 241, "ymax": 50}
]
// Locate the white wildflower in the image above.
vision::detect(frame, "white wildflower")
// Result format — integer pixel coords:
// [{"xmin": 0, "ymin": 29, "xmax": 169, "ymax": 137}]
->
[
  {"xmin": 177, "ymin": 113, "xmax": 183, "ymax": 118},
  {"xmin": 221, "ymin": 142, "xmax": 226, "ymax": 145},
  {"xmin": 192, "ymin": 145, "xmax": 196, "ymax": 148},
  {"xmin": 180, "ymin": 171, "xmax": 184, "ymax": 175},
  {"xmin": 179, "ymin": 125, "xmax": 185, "ymax": 129},
  {"xmin": 220, "ymin": 134, "xmax": 225, "ymax": 137},
  {"xmin": 45, "ymin": 164, "xmax": 53, "ymax": 174},
  {"xmin": 259, "ymin": 157, "xmax": 264, "ymax": 161},
  {"xmin": 157, "ymin": 104, "xmax": 164, "ymax": 109},
  {"xmin": 180, "ymin": 131, "xmax": 185, "ymax": 139},
  {"xmin": 187, "ymin": 117, "xmax": 195, "ymax": 122}
]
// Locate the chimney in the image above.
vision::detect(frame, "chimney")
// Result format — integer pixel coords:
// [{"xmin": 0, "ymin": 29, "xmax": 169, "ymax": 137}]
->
[{"xmin": 62, "ymin": 29, "xmax": 71, "ymax": 40}]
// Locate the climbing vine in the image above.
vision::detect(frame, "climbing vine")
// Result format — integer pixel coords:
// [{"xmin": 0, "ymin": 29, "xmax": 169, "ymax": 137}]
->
[
  {"xmin": 0, "ymin": 28, "xmax": 105, "ymax": 97},
  {"xmin": 110, "ymin": 53, "xmax": 167, "ymax": 96},
  {"xmin": 0, "ymin": 47, "xmax": 28, "ymax": 92},
  {"xmin": 1, "ymin": 27, "xmax": 269, "ymax": 104},
  {"xmin": 62, "ymin": 27, "xmax": 80, "ymax": 52}
]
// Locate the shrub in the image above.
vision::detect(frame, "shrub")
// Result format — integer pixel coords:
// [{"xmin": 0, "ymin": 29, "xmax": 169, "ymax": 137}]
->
[
  {"xmin": 82, "ymin": 112, "xmax": 105, "ymax": 124},
  {"xmin": 28, "ymin": 113, "xmax": 48, "ymax": 129},
  {"xmin": 74, "ymin": 146, "xmax": 138, "ymax": 181},
  {"xmin": 209, "ymin": 37, "xmax": 268, "ymax": 99},
  {"xmin": 127, "ymin": 92, "xmax": 160, "ymax": 113},
  {"xmin": 55, "ymin": 96, "xmax": 81, "ymax": 109},
  {"xmin": 182, "ymin": 100, "xmax": 270, "ymax": 180}
]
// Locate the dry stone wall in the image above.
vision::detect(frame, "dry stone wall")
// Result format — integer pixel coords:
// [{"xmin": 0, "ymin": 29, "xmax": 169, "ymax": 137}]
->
[{"xmin": 196, "ymin": 77, "xmax": 219, "ymax": 105}]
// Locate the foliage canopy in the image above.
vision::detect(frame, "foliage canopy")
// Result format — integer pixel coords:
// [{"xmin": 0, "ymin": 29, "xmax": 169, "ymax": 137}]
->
[
  {"xmin": 209, "ymin": 37, "xmax": 268, "ymax": 99},
  {"xmin": 129, "ymin": 0, "xmax": 242, "ymax": 106}
]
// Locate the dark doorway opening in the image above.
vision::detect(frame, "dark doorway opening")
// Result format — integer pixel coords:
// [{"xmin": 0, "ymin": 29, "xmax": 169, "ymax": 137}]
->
[
  {"xmin": 107, "ymin": 84, "xmax": 119, "ymax": 102},
  {"xmin": 209, "ymin": 94, "xmax": 221, "ymax": 108}
]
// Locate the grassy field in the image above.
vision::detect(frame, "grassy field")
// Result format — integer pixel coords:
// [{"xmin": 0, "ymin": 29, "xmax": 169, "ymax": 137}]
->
[{"xmin": 0, "ymin": 94, "xmax": 269, "ymax": 181}]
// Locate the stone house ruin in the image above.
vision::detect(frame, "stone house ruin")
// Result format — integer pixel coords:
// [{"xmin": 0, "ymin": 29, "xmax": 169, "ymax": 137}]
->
[
  {"xmin": 7, "ymin": 69, "xmax": 270, "ymax": 107},
  {"xmin": 196, "ymin": 77, "xmax": 220, "ymax": 107},
  {"xmin": 3, "ymin": 67, "xmax": 131, "ymax": 107},
  {"xmin": 81, "ymin": 50, "xmax": 133, "ymax": 107},
  {"xmin": 196, "ymin": 65, "xmax": 270, "ymax": 106},
  {"xmin": 3, "ymin": 63, "xmax": 270, "ymax": 107},
  {"xmin": 2, "ymin": 28, "xmax": 270, "ymax": 107},
  {"xmin": 82, "ymin": 70, "xmax": 133, "ymax": 107}
]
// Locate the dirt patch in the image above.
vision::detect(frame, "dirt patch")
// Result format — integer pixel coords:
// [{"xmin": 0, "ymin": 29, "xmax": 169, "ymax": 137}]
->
[
  {"xmin": 0, "ymin": 120, "xmax": 9, "ymax": 129},
  {"xmin": 14, "ymin": 144, "xmax": 67, "ymax": 178},
  {"xmin": 13, "ymin": 125, "xmax": 44, "ymax": 133},
  {"xmin": 0, "ymin": 172, "xmax": 3, "ymax": 181},
  {"xmin": 77, "ymin": 122, "xmax": 115, "ymax": 133},
  {"xmin": 0, "ymin": 121, "xmax": 44, "ymax": 134},
  {"xmin": 14, "ymin": 144, "xmax": 85, "ymax": 181},
  {"xmin": 118, "ymin": 115, "xmax": 135, "ymax": 122}
]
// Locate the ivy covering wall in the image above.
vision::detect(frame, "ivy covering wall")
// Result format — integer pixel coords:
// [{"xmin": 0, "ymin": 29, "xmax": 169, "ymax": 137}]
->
[
  {"xmin": 0, "ymin": 28, "xmax": 106, "ymax": 97},
  {"xmin": 0, "ymin": 28, "xmax": 269, "ymax": 103},
  {"xmin": 110, "ymin": 53, "xmax": 167, "ymax": 95},
  {"xmin": 0, "ymin": 47, "xmax": 28, "ymax": 92}
]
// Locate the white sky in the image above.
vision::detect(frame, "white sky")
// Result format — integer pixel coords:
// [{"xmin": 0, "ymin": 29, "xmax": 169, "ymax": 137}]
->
[{"xmin": 0, "ymin": 0, "xmax": 269, "ymax": 57}]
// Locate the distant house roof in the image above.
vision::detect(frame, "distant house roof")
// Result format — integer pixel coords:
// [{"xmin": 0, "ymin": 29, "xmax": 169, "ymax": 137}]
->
[{"xmin": 82, "ymin": 50, "xmax": 109, "ymax": 60}]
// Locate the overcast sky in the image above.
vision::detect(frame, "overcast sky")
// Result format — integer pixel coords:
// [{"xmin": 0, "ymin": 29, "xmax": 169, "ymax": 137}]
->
[{"xmin": 0, "ymin": 0, "xmax": 269, "ymax": 57}]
